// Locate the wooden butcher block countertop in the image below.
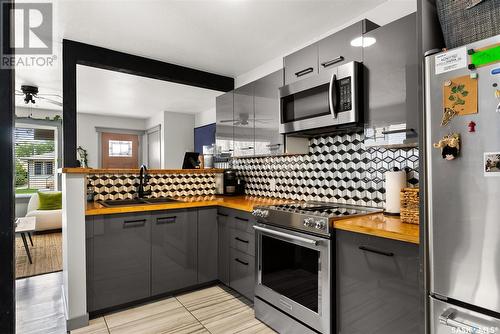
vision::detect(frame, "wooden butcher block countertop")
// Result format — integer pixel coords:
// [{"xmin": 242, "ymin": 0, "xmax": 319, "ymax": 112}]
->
[
  {"xmin": 334, "ymin": 213, "xmax": 420, "ymax": 245},
  {"xmin": 86, "ymin": 196, "xmax": 419, "ymax": 244}
]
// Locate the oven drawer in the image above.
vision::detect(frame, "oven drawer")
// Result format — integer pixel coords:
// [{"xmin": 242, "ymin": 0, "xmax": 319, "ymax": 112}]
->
[
  {"xmin": 230, "ymin": 248, "xmax": 255, "ymax": 300},
  {"xmin": 230, "ymin": 229, "xmax": 255, "ymax": 256}
]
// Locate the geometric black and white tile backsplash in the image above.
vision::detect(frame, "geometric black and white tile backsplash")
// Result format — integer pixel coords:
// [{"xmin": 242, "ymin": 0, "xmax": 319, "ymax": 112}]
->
[
  {"xmin": 88, "ymin": 173, "xmax": 217, "ymax": 201},
  {"xmin": 232, "ymin": 132, "xmax": 419, "ymax": 208}
]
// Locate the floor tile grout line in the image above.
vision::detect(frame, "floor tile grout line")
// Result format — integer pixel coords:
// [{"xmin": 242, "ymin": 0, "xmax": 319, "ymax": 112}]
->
[
  {"xmin": 174, "ymin": 296, "xmax": 214, "ymax": 334},
  {"xmin": 103, "ymin": 316, "xmax": 111, "ymax": 334}
]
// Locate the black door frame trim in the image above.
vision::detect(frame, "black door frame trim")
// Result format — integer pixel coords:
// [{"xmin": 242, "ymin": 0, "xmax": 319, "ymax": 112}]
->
[
  {"xmin": 63, "ymin": 39, "xmax": 234, "ymax": 167},
  {"xmin": 0, "ymin": 1, "xmax": 15, "ymax": 332}
]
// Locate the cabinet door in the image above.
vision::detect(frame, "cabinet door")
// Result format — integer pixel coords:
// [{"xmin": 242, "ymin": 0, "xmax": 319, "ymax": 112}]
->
[
  {"xmin": 233, "ymin": 83, "xmax": 255, "ymax": 157},
  {"xmin": 216, "ymin": 91, "xmax": 234, "ymax": 155},
  {"xmin": 318, "ymin": 21, "xmax": 364, "ymax": 74},
  {"xmin": 198, "ymin": 208, "xmax": 218, "ymax": 283},
  {"xmin": 336, "ymin": 230, "xmax": 421, "ymax": 334},
  {"xmin": 92, "ymin": 213, "xmax": 151, "ymax": 311},
  {"xmin": 284, "ymin": 43, "xmax": 319, "ymax": 85},
  {"xmin": 230, "ymin": 248, "xmax": 255, "ymax": 301},
  {"xmin": 363, "ymin": 13, "xmax": 418, "ymax": 132},
  {"xmin": 151, "ymin": 209, "xmax": 197, "ymax": 296},
  {"xmin": 85, "ymin": 216, "xmax": 94, "ymax": 312},
  {"xmin": 254, "ymin": 70, "xmax": 284, "ymax": 155},
  {"xmin": 217, "ymin": 209, "xmax": 231, "ymax": 286}
]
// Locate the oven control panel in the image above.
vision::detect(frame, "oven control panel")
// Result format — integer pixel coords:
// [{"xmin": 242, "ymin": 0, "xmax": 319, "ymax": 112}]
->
[
  {"xmin": 303, "ymin": 217, "xmax": 327, "ymax": 231},
  {"xmin": 252, "ymin": 208, "xmax": 269, "ymax": 219}
]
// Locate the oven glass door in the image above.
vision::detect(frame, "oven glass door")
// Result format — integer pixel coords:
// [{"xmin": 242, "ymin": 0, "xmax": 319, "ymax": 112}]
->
[{"xmin": 260, "ymin": 233, "xmax": 320, "ymax": 313}]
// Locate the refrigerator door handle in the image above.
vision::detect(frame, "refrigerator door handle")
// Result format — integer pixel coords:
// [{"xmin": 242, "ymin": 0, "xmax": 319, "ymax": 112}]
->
[{"xmin": 439, "ymin": 308, "xmax": 489, "ymax": 334}]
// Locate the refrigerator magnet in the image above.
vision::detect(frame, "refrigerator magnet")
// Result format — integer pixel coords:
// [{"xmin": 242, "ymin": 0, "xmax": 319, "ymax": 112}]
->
[
  {"xmin": 434, "ymin": 133, "xmax": 460, "ymax": 160},
  {"xmin": 484, "ymin": 152, "xmax": 500, "ymax": 176}
]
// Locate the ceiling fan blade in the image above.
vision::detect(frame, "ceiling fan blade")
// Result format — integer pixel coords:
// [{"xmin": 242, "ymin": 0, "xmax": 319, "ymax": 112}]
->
[
  {"xmin": 37, "ymin": 95, "xmax": 63, "ymax": 107},
  {"xmin": 219, "ymin": 120, "xmax": 234, "ymax": 123},
  {"xmin": 39, "ymin": 93, "xmax": 62, "ymax": 98}
]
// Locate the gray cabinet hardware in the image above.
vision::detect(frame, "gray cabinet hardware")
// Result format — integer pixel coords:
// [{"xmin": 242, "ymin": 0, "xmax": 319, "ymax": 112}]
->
[
  {"xmin": 295, "ymin": 67, "xmax": 314, "ymax": 77},
  {"xmin": 156, "ymin": 216, "xmax": 176, "ymax": 224},
  {"xmin": 321, "ymin": 56, "xmax": 344, "ymax": 68},
  {"xmin": 123, "ymin": 219, "xmax": 146, "ymax": 227},
  {"xmin": 235, "ymin": 258, "xmax": 249, "ymax": 266},
  {"xmin": 235, "ymin": 237, "xmax": 249, "ymax": 244}
]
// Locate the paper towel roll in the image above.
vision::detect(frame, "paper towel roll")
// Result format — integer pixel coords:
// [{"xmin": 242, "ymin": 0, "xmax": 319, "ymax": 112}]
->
[{"xmin": 385, "ymin": 170, "xmax": 407, "ymax": 215}]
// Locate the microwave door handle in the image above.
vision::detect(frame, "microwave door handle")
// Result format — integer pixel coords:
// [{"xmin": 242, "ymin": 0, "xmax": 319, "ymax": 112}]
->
[{"xmin": 329, "ymin": 73, "xmax": 338, "ymax": 118}]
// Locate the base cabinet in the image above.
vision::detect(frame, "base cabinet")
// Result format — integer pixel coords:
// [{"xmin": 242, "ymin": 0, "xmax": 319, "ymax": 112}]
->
[
  {"xmin": 197, "ymin": 208, "xmax": 218, "ymax": 284},
  {"xmin": 151, "ymin": 209, "xmax": 197, "ymax": 295},
  {"xmin": 336, "ymin": 230, "xmax": 421, "ymax": 334},
  {"xmin": 91, "ymin": 213, "xmax": 152, "ymax": 311}
]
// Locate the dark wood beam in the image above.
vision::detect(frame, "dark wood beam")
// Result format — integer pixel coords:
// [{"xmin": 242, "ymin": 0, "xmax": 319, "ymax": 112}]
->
[
  {"xmin": 62, "ymin": 40, "xmax": 234, "ymax": 167},
  {"xmin": 0, "ymin": 1, "xmax": 16, "ymax": 332}
]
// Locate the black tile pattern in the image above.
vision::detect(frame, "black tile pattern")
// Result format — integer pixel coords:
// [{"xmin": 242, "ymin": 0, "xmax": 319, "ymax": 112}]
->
[
  {"xmin": 88, "ymin": 173, "xmax": 217, "ymax": 201},
  {"xmin": 232, "ymin": 132, "xmax": 419, "ymax": 208}
]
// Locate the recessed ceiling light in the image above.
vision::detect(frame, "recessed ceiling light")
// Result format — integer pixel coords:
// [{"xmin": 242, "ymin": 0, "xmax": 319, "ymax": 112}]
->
[{"xmin": 350, "ymin": 36, "xmax": 376, "ymax": 48}]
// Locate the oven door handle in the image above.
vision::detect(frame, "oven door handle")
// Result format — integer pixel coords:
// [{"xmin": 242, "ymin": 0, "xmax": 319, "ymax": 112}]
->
[{"xmin": 253, "ymin": 225, "xmax": 318, "ymax": 246}]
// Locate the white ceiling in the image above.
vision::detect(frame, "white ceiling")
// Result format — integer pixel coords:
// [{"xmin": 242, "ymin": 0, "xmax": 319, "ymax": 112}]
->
[
  {"xmin": 15, "ymin": 0, "xmax": 390, "ymax": 115},
  {"xmin": 76, "ymin": 65, "xmax": 222, "ymax": 118}
]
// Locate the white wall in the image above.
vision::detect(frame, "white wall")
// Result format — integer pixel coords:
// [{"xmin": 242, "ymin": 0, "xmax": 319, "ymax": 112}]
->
[
  {"xmin": 145, "ymin": 111, "xmax": 165, "ymax": 168},
  {"xmin": 195, "ymin": 107, "xmax": 216, "ymax": 128},
  {"xmin": 76, "ymin": 113, "xmax": 147, "ymax": 168},
  {"xmin": 164, "ymin": 111, "xmax": 195, "ymax": 168},
  {"xmin": 235, "ymin": 0, "xmax": 417, "ymax": 87}
]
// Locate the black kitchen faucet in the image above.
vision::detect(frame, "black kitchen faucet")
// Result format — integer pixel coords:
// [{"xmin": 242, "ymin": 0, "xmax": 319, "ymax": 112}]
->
[{"xmin": 138, "ymin": 164, "xmax": 151, "ymax": 198}]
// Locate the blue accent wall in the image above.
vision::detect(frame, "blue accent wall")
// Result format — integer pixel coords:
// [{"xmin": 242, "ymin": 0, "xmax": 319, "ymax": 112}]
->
[{"xmin": 194, "ymin": 123, "xmax": 216, "ymax": 154}]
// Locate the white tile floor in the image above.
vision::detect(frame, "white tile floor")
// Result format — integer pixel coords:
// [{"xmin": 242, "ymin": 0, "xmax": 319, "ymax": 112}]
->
[{"xmin": 73, "ymin": 285, "xmax": 276, "ymax": 334}]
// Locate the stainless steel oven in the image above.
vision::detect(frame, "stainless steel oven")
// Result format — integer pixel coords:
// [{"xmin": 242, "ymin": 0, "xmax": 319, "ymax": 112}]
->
[
  {"xmin": 254, "ymin": 223, "xmax": 332, "ymax": 334},
  {"xmin": 279, "ymin": 61, "xmax": 361, "ymax": 135}
]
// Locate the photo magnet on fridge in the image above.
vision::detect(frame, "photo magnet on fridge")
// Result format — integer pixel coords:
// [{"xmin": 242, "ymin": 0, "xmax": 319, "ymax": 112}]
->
[{"xmin": 484, "ymin": 152, "xmax": 500, "ymax": 176}]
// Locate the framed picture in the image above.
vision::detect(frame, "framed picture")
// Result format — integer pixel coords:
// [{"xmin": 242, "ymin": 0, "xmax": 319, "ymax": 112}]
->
[{"xmin": 484, "ymin": 152, "xmax": 500, "ymax": 176}]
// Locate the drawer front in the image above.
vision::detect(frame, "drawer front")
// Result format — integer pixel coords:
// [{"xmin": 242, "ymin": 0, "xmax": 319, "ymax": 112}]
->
[
  {"xmin": 230, "ymin": 248, "xmax": 255, "ymax": 301},
  {"xmin": 284, "ymin": 43, "xmax": 319, "ymax": 85},
  {"xmin": 230, "ymin": 212, "xmax": 255, "ymax": 234},
  {"xmin": 151, "ymin": 209, "xmax": 197, "ymax": 295},
  {"xmin": 336, "ymin": 230, "xmax": 420, "ymax": 334},
  {"xmin": 92, "ymin": 213, "xmax": 151, "ymax": 311},
  {"xmin": 230, "ymin": 228, "xmax": 255, "ymax": 256}
]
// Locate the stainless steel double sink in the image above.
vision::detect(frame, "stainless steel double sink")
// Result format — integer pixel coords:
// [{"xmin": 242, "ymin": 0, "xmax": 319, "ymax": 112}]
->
[{"xmin": 99, "ymin": 197, "xmax": 180, "ymax": 207}]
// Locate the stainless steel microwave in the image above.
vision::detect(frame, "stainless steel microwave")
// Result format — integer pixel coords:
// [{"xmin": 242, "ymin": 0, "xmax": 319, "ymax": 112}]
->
[{"xmin": 279, "ymin": 61, "xmax": 361, "ymax": 135}]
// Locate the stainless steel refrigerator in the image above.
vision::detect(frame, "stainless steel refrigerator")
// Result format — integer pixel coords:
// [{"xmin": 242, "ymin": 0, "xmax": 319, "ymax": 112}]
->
[{"xmin": 425, "ymin": 34, "xmax": 500, "ymax": 333}]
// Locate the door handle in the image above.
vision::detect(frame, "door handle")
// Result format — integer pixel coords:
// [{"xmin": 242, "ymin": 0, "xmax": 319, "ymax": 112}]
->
[
  {"xmin": 156, "ymin": 216, "xmax": 176, "ymax": 224},
  {"xmin": 235, "ymin": 237, "xmax": 249, "ymax": 244},
  {"xmin": 329, "ymin": 73, "xmax": 338, "ymax": 118},
  {"xmin": 253, "ymin": 225, "xmax": 318, "ymax": 246},
  {"xmin": 266, "ymin": 143, "xmax": 282, "ymax": 148},
  {"xmin": 359, "ymin": 246, "xmax": 394, "ymax": 257},
  {"xmin": 123, "ymin": 219, "xmax": 146, "ymax": 228},
  {"xmin": 235, "ymin": 217, "xmax": 249, "ymax": 222},
  {"xmin": 294, "ymin": 67, "xmax": 314, "ymax": 77},
  {"xmin": 235, "ymin": 258, "xmax": 249, "ymax": 266},
  {"xmin": 439, "ymin": 309, "xmax": 489, "ymax": 334},
  {"xmin": 382, "ymin": 128, "xmax": 416, "ymax": 135},
  {"xmin": 217, "ymin": 213, "xmax": 228, "ymax": 217},
  {"xmin": 321, "ymin": 56, "xmax": 344, "ymax": 68}
]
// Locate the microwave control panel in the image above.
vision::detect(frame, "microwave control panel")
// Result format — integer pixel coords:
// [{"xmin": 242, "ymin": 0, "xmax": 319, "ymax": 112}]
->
[{"xmin": 338, "ymin": 76, "xmax": 352, "ymax": 111}]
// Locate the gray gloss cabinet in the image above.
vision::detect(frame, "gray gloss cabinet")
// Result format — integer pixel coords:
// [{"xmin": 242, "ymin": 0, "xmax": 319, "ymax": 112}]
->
[
  {"xmin": 151, "ymin": 209, "xmax": 197, "ymax": 295},
  {"xmin": 363, "ymin": 13, "xmax": 418, "ymax": 132},
  {"xmin": 91, "ymin": 213, "xmax": 151, "ymax": 311},
  {"xmin": 233, "ymin": 83, "xmax": 255, "ymax": 157},
  {"xmin": 217, "ymin": 209, "xmax": 231, "ymax": 286},
  {"xmin": 215, "ymin": 91, "xmax": 234, "ymax": 155},
  {"xmin": 336, "ymin": 230, "xmax": 420, "ymax": 334},
  {"xmin": 197, "ymin": 208, "xmax": 218, "ymax": 284},
  {"xmin": 284, "ymin": 43, "xmax": 319, "ymax": 85}
]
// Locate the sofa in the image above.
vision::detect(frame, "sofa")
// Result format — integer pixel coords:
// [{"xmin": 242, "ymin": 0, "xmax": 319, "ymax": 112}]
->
[{"xmin": 26, "ymin": 192, "xmax": 62, "ymax": 231}]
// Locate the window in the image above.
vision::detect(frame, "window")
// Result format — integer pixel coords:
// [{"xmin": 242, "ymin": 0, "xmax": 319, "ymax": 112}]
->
[
  {"xmin": 14, "ymin": 126, "xmax": 56, "ymax": 193},
  {"xmin": 108, "ymin": 140, "xmax": 133, "ymax": 157}
]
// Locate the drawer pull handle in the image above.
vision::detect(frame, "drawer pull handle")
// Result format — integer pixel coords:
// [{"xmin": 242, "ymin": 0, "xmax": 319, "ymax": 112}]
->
[
  {"xmin": 235, "ymin": 237, "xmax": 249, "ymax": 244},
  {"xmin": 359, "ymin": 246, "xmax": 394, "ymax": 257},
  {"xmin": 235, "ymin": 217, "xmax": 249, "ymax": 222},
  {"xmin": 321, "ymin": 56, "xmax": 344, "ymax": 68},
  {"xmin": 295, "ymin": 67, "xmax": 314, "ymax": 77},
  {"xmin": 217, "ymin": 213, "xmax": 229, "ymax": 217},
  {"xmin": 123, "ymin": 219, "xmax": 146, "ymax": 228},
  {"xmin": 157, "ymin": 216, "xmax": 177, "ymax": 224},
  {"xmin": 235, "ymin": 258, "xmax": 249, "ymax": 266}
]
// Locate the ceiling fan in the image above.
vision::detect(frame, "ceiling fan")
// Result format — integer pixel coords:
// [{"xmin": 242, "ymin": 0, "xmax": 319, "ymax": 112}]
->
[
  {"xmin": 15, "ymin": 85, "xmax": 62, "ymax": 107},
  {"xmin": 219, "ymin": 113, "xmax": 272, "ymax": 126}
]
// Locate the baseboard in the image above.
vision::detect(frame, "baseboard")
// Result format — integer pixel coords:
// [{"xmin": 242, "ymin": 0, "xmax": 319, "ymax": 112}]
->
[{"xmin": 61, "ymin": 284, "xmax": 89, "ymax": 331}]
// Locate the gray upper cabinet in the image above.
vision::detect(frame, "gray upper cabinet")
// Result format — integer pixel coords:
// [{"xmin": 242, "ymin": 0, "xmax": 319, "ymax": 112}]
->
[
  {"xmin": 197, "ymin": 208, "xmax": 218, "ymax": 284},
  {"xmin": 318, "ymin": 20, "xmax": 376, "ymax": 74},
  {"xmin": 254, "ymin": 69, "xmax": 284, "ymax": 155},
  {"xmin": 215, "ymin": 91, "xmax": 234, "ymax": 155},
  {"xmin": 233, "ymin": 83, "xmax": 255, "ymax": 157},
  {"xmin": 363, "ymin": 13, "xmax": 418, "ymax": 145},
  {"xmin": 151, "ymin": 209, "xmax": 198, "ymax": 296},
  {"xmin": 284, "ymin": 43, "xmax": 318, "ymax": 85},
  {"xmin": 91, "ymin": 213, "xmax": 151, "ymax": 311},
  {"xmin": 336, "ymin": 230, "xmax": 421, "ymax": 334}
]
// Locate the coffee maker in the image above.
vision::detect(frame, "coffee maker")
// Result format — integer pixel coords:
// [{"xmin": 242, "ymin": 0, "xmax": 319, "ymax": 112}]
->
[{"xmin": 223, "ymin": 169, "xmax": 245, "ymax": 195}]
